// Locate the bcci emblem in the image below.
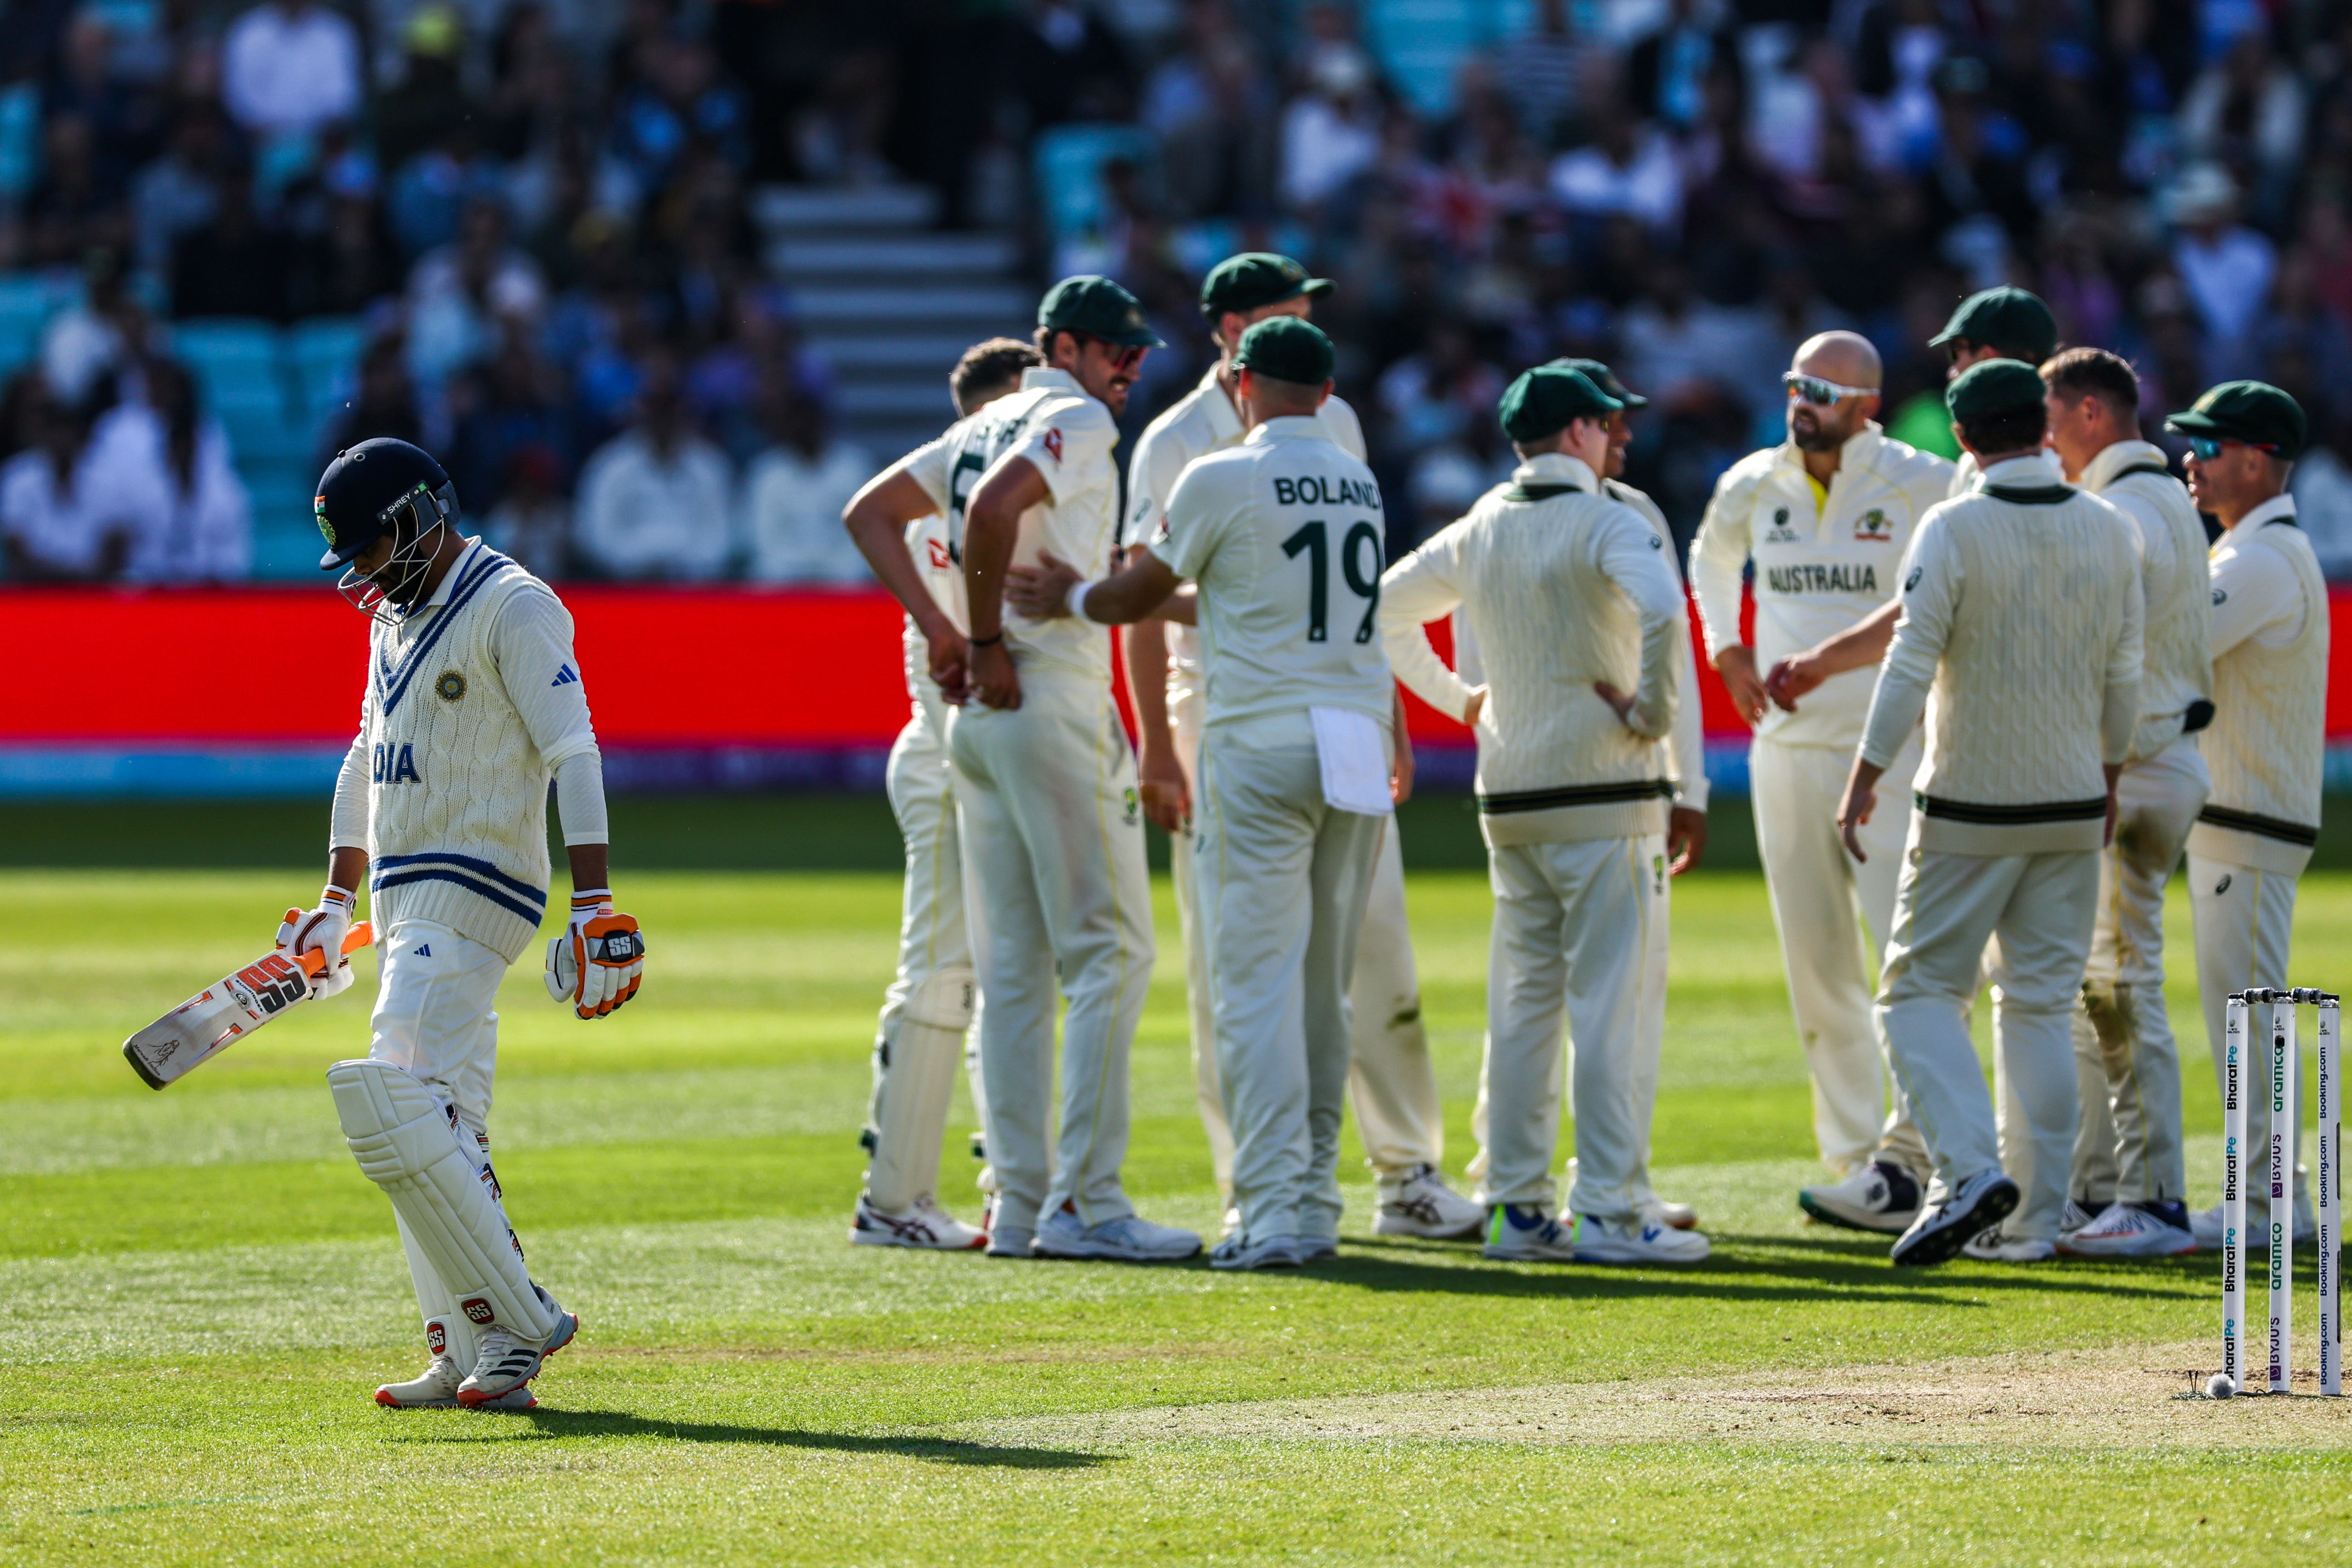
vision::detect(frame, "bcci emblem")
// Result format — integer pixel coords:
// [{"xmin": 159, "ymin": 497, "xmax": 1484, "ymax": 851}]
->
[
  {"xmin": 435, "ymin": 670, "xmax": 467, "ymax": 702},
  {"xmin": 1854, "ymin": 508, "xmax": 1891, "ymax": 541}
]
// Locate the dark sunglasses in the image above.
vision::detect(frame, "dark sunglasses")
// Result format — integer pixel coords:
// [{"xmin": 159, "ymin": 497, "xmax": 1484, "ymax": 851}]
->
[{"xmin": 2187, "ymin": 436, "xmax": 2281, "ymax": 460}]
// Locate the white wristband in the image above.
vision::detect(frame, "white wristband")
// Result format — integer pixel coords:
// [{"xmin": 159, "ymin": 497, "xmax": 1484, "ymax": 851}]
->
[{"xmin": 1066, "ymin": 578, "xmax": 1098, "ymax": 622}]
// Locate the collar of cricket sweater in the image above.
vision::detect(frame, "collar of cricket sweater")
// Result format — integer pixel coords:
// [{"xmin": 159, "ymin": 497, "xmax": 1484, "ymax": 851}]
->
[
  {"xmin": 1776, "ymin": 420, "xmax": 1886, "ymax": 477},
  {"xmin": 2235, "ymin": 492, "xmax": 2299, "ymax": 533},
  {"xmin": 1510, "ymin": 453, "xmax": 1599, "ymax": 492},
  {"xmin": 2080, "ymin": 438, "xmax": 2173, "ymax": 493},
  {"xmin": 1196, "ymin": 363, "xmax": 1245, "ymax": 442},
  {"xmin": 1244, "ymin": 415, "xmax": 1331, "ymax": 444},
  {"xmin": 1019, "ymin": 366, "xmax": 1082, "ymax": 394},
  {"xmin": 416, "ymin": 536, "xmax": 487, "ymax": 610},
  {"xmin": 1977, "ymin": 450, "xmax": 2066, "ymax": 488}
]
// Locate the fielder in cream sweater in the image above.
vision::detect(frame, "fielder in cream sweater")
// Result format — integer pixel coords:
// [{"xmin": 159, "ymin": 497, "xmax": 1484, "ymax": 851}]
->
[
  {"xmin": 2037, "ymin": 349, "xmax": 2214, "ymax": 1260},
  {"xmin": 1381, "ymin": 366, "xmax": 1709, "ymax": 1267},
  {"xmin": 2168, "ymin": 382, "xmax": 2331, "ymax": 1251},
  {"xmin": 1690, "ymin": 331, "xmax": 1953, "ymax": 1229},
  {"xmin": 298, "ymin": 438, "xmax": 642, "ymax": 1412},
  {"xmin": 1838, "ymin": 361, "xmax": 2143, "ymax": 1268}
]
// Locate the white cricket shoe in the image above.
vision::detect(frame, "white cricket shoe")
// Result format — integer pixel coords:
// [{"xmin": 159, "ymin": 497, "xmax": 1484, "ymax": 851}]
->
[
  {"xmin": 375, "ymin": 1354, "xmax": 464, "ymax": 1409},
  {"xmin": 1960, "ymin": 1226, "xmax": 2057, "ymax": 1263},
  {"xmin": 2057, "ymin": 1198, "xmax": 2103, "ymax": 1239},
  {"xmin": 1482, "ymin": 1204, "xmax": 1578, "ymax": 1262},
  {"xmin": 1373, "ymin": 1165, "xmax": 1487, "ymax": 1238},
  {"xmin": 1033, "ymin": 1207, "xmax": 1202, "ymax": 1262},
  {"xmin": 1641, "ymin": 1196, "xmax": 1699, "ymax": 1232},
  {"xmin": 376, "ymin": 1346, "xmax": 539, "ymax": 1409},
  {"xmin": 850, "ymin": 1193, "xmax": 986, "ymax": 1251},
  {"xmin": 1891, "ymin": 1169, "xmax": 2019, "ymax": 1267},
  {"xmin": 2189, "ymin": 1194, "xmax": 2317, "ymax": 1250},
  {"xmin": 1573, "ymin": 1213, "xmax": 1712, "ymax": 1265},
  {"xmin": 1799, "ymin": 1159, "xmax": 1923, "ymax": 1233},
  {"xmin": 2058, "ymin": 1200, "xmax": 2196, "ymax": 1258},
  {"xmin": 455, "ymin": 1300, "xmax": 579, "ymax": 1407},
  {"xmin": 1210, "ymin": 1233, "xmax": 1303, "ymax": 1271}
]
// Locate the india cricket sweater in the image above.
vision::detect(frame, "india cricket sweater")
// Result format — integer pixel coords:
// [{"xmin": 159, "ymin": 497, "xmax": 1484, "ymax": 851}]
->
[
  {"xmin": 1380, "ymin": 453, "xmax": 1684, "ymax": 846},
  {"xmin": 2079, "ymin": 440, "xmax": 2212, "ymax": 762},
  {"xmin": 333, "ymin": 540, "xmax": 601, "ymax": 962},
  {"xmin": 2192, "ymin": 497, "xmax": 2329, "ymax": 874},
  {"xmin": 1859, "ymin": 453, "xmax": 2144, "ymax": 855}
]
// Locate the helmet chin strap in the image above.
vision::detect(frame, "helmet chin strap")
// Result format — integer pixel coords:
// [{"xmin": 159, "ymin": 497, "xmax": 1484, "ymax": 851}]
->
[{"xmin": 336, "ymin": 485, "xmax": 459, "ymax": 621}]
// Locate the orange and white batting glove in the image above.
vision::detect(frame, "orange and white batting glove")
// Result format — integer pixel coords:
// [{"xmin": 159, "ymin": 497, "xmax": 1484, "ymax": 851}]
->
[
  {"xmin": 276, "ymin": 885, "xmax": 358, "ymax": 1000},
  {"xmin": 543, "ymin": 889, "xmax": 643, "ymax": 1019}
]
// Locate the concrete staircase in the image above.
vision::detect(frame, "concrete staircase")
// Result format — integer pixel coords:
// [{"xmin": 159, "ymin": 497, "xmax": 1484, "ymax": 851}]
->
[{"xmin": 754, "ymin": 185, "xmax": 1032, "ymax": 465}]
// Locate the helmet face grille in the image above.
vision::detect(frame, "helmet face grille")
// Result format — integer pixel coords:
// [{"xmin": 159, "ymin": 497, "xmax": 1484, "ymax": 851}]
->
[{"xmin": 333, "ymin": 481, "xmax": 460, "ymax": 623}]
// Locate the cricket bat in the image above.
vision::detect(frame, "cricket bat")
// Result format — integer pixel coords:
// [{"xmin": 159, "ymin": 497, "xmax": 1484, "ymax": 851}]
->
[{"xmin": 122, "ymin": 913, "xmax": 374, "ymax": 1091}]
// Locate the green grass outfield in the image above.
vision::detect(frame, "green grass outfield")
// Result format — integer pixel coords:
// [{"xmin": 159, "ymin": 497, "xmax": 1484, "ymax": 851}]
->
[{"xmin": 5, "ymin": 848, "xmax": 2352, "ymax": 1564}]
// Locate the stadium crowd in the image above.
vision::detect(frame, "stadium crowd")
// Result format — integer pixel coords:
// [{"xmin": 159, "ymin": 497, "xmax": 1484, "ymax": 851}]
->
[{"xmin": 1, "ymin": 0, "xmax": 2350, "ymax": 581}]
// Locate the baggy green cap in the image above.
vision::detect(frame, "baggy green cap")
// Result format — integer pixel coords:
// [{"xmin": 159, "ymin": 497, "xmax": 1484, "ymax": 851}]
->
[
  {"xmin": 1499, "ymin": 366, "xmax": 1622, "ymax": 443},
  {"xmin": 1232, "ymin": 316, "xmax": 1335, "ymax": 386},
  {"xmin": 1545, "ymin": 357, "xmax": 1648, "ymax": 409},
  {"xmin": 1945, "ymin": 358, "xmax": 2048, "ymax": 424},
  {"xmin": 1929, "ymin": 286, "xmax": 2057, "ymax": 363},
  {"xmin": 2165, "ymin": 381, "xmax": 2308, "ymax": 459},
  {"xmin": 1038, "ymin": 275, "xmax": 1166, "ymax": 349},
  {"xmin": 1200, "ymin": 252, "xmax": 1333, "ymax": 317}
]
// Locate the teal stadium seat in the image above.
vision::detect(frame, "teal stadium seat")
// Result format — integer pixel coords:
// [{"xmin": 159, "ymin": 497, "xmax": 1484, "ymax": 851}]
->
[
  {"xmin": 0, "ymin": 273, "xmax": 53, "ymax": 376},
  {"xmin": 244, "ymin": 469, "xmax": 324, "ymax": 581},
  {"xmin": 1031, "ymin": 124, "xmax": 1155, "ymax": 244},
  {"xmin": 1363, "ymin": 0, "xmax": 1525, "ymax": 116},
  {"xmin": 286, "ymin": 317, "xmax": 366, "ymax": 442}
]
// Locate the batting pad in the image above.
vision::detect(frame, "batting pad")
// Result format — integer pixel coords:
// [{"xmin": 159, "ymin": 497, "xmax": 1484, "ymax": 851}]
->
[
  {"xmin": 867, "ymin": 968, "xmax": 974, "ymax": 1212},
  {"xmin": 395, "ymin": 1211, "xmax": 478, "ymax": 1374},
  {"xmin": 328, "ymin": 1059, "xmax": 556, "ymax": 1343}
]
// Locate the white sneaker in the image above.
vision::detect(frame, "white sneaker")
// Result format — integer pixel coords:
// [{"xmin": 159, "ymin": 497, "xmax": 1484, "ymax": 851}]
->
[
  {"xmin": 1891, "ymin": 1169, "xmax": 2019, "ymax": 1267},
  {"xmin": 2059, "ymin": 1200, "xmax": 2196, "ymax": 1258},
  {"xmin": 1210, "ymin": 1233, "xmax": 1302, "ymax": 1271},
  {"xmin": 2057, "ymin": 1198, "xmax": 2103, "ymax": 1239},
  {"xmin": 1573, "ymin": 1213, "xmax": 1712, "ymax": 1265},
  {"xmin": 1961, "ymin": 1226, "xmax": 2057, "ymax": 1262},
  {"xmin": 455, "ymin": 1300, "xmax": 579, "ymax": 1407},
  {"xmin": 1641, "ymin": 1196, "xmax": 1699, "ymax": 1232},
  {"xmin": 1483, "ymin": 1204, "xmax": 1577, "ymax": 1261},
  {"xmin": 2189, "ymin": 1196, "xmax": 2318, "ymax": 1250},
  {"xmin": 850, "ymin": 1193, "xmax": 987, "ymax": 1251},
  {"xmin": 1033, "ymin": 1207, "xmax": 1202, "ymax": 1263},
  {"xmin": 1799, "ymin": 1159, "xmax": 1923, "ymax": 1233},
  {"xmin": 375, "ymin": 1354, "xmax": 464, "ymax": 1409},
  {"xmin": 1373, "ymin": 1165, "xmax": 1487, "ymax": 1238}
]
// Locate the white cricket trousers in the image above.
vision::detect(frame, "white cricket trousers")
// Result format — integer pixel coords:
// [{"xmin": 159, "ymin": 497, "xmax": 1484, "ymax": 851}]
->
[
  {"xmin": 2190, "ymin": 851, "xmax": 2306, "ymax": 1193},
  {"xmin": 1477, "ymin": 833, "xmax": 1669, "ymax": 1222},
  {"xmin": 1172, "ymin": 705, "xmax": 1441, "ymax": 1193},
  {"xmin": 863, "ymin": 706, "xmax": 992, "ymax": 1212},
  {"xmin": 369, "ymin": 920, "xmax": 517, "ymax": 1359},
  {"xmin": 2070, "ymin": 738, "xmax": 2206, "ymax": 1205},
  {"xmin": 947, "ymin": 671, "xmax": 1155, "ymax": 1236},
  {"xmin": 1751, "ymin": 733, "xmax": 1929, "ymax": 1177},
  {"xmin": 1194, "ymin": 731, "xmax": 1385, "ymax": 1243},
  {"xmin": 1876, "ymin": 838, "xmax": 2100, "ymax": 1243}
]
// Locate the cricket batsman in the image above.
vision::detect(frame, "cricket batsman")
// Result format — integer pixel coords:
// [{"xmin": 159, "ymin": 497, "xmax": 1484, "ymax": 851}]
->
[
  {"xmin": 1105, "ymin": 253, "xmax": 1481, "ymax": 1241},
  {"xmin": 302, "ymin": 437, "xmax": 642, "ymax": 1407},
  {"xmin": 837, "ymin": 336, "xmax": 1043, "ymax": 1250}
]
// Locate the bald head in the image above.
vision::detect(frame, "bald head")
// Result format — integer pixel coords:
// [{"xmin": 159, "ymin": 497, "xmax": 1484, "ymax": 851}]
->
[{"xmin": 1792, "ymin": 331, "xmax": 1881, "ymax": 390}]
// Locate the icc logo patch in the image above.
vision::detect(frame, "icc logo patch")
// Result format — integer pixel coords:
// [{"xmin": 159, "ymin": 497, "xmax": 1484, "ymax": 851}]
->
[
  {"xmin": 436, "ymin": 670, "xmax": 467, "ymax": 702},
  {"xmin": 1854, "ymin": 508, "xmax": 1891, "ymax": 541},
  {"xmin": 461, "ymin": 1298, "xmax": 495, "ymax": 1325}
]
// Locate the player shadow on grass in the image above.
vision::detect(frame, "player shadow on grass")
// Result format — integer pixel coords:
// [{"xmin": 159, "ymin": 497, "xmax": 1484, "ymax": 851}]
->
[
  {"xmin": 1304, "ymin": 1238, "xmax": 2210, "ymax": 1303},
  {"xmin": 502, "ymin": 1408, "xmax": 1109, "ymax": 1468}
]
